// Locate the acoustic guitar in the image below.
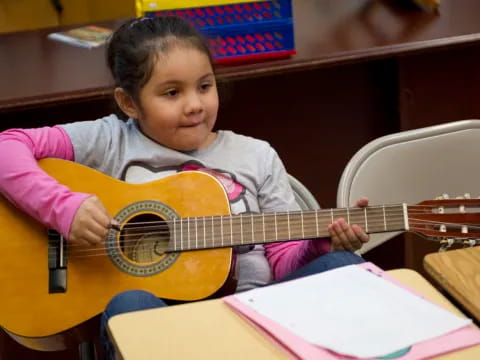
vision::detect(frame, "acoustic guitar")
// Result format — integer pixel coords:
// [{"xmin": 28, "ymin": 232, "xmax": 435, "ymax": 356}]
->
[{"xmin": 1, "ymin": 158, "xmax": 479, "ymax": 349}]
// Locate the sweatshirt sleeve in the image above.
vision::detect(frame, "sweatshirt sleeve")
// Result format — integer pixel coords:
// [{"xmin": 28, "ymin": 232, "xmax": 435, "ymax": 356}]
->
[
  {"xmin": 265, "ymin": 238, "xmax": 331, "ymax": 280},
  {"xmin": 0, "ymin": 126, "xmax": 91, "ymax": 238}
]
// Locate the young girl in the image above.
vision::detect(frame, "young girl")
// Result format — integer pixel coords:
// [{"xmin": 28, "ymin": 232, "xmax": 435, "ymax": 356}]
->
[{"xmin": 0, "ymin": 16, "xmax": 368, "ymax": 359}]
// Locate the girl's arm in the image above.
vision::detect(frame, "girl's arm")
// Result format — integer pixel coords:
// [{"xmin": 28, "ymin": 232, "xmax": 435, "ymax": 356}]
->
[
  {"xmin": 0, "ymin": 127, "xmax": 90, "ymax": 238},
  {"xmin": 265, "ymin": 238, "xmax": 331, "ymax": 280}
]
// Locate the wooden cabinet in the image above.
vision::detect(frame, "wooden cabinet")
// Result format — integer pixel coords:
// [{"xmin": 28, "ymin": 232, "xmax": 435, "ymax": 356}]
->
[
  {"xmin": 0, "ymin": 0, "xmax": 58, "ymax": 33},
  {"xmin": 59, "ymin": 0, "xmax": 135, "ymax": 25},
  {"xmin": 0, "ymin": 0, "xmax": 135, "ymax": 34}
]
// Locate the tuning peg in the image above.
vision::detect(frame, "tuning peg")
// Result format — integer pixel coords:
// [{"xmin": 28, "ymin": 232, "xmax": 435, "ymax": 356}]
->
[
  {"xmin": 439, "ymin": 238, "xmax": 454, "ymax": 252},
  {"xmin": 435, "ymin": 194, "xmax": 446, "ymax": 214},
  {"xmin": 463, "ymin": 239, "xmax": 478, "ymax": 248},
  {"xmin": 464, "ymin": 193, "xmax": 471, "ymax": 199},
  {"xmin": 455, "ymin": 196, "xmax": 467, "ymax": 213},
  {"xmin": 442, "ymin": 194, "xmax": 450, "ymax": 199}
]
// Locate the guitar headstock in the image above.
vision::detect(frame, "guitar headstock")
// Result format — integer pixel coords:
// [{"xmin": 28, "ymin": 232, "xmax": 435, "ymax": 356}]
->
[{"xmin": 408, "ymin": 194, "xmax": 480, "ymax": 249}]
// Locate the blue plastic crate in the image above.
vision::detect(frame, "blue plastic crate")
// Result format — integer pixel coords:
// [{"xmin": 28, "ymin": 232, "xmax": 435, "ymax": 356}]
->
[{"xmin": 143, "ymin": 0, "xmax": 296, "ymax": 64}]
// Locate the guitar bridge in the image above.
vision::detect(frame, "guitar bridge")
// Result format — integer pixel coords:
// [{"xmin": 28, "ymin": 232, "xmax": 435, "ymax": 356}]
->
[{"xmin": 48, "ymin": 229, "xmax": 67, "ymax": 293}]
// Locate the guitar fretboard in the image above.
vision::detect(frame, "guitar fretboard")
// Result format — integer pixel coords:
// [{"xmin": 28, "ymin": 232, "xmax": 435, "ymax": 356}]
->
[{"xmin": 168, "ymin": 204, "xmax": 408, "ymax": 251}]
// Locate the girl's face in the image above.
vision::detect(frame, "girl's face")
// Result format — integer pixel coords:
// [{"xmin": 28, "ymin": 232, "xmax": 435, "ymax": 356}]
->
[{"xmin": 135, "ymin": 45, "xmax": 219, "ymax": 151}]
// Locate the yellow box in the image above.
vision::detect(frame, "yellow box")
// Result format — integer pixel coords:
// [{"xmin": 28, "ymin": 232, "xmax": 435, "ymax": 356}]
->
[{"xmin": 136, "ymin": 0, "xmax": 262, "ymax": 17}]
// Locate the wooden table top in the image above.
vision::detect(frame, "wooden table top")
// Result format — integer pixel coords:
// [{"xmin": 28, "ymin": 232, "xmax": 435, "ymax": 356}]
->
[
  {"xmin": 2, "ymin": 0, "xmax": 480, "ymax": 113},
  {"xmin": 108, "ymin": 269, "xmax": 479, "ymax": 360},
  {"xmin": 424, "ymin": 246, "xmax": 480, "ymax": 322}
]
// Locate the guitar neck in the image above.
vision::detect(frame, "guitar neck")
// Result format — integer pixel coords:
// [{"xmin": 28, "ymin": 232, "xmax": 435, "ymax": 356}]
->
[{"xmin": 168, "ymin": 204, "xmax": 409, "ymax": 251}]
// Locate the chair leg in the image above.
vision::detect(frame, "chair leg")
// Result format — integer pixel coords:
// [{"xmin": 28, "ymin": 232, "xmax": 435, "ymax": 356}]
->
[{"xmin": 79, "ymin": 341, "xmax": 97, "ymax": 360}]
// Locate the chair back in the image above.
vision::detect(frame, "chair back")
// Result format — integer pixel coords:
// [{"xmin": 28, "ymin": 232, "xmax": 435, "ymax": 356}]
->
[
  {"xmin": 288, "ymin": 174, "xmax": 320, "ymax": 211},
  {"xmin": 337, "ymin": 119, "xmax": 480, "ymax": 254}
]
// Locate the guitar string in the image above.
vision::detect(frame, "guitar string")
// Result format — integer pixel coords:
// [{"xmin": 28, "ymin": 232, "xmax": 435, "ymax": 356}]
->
[
  {"xmin": 48, "ymin": 213, "xmax": 478, "ymax": 248},
  {"xmin": 49, "ymin": 205, "xmax": 444, "ymax": 237},
  {"xmin": 60, "ymin": 208, "xmax": 473, "ymax": 245},
  {"xmin": 54, "ymin": 205, "xmax": 473, "ymax": 236},
  {"xmin": 49, "ymin": 207, "xmax": 411, "ymax": 234},
  {"xmin": 53, "ymin": 210, "xmax": 409, "ymax": 248},
  {"xmin": 49, "ymin": 223, "xmax": 480, "ymax": 260},
  {"xmin": 47, "ymin": 218, "xmax": 480, "ymax": 258},
  {"xmin": 47, "ymin": 216, "xmax": 478, "ymax": 252}
]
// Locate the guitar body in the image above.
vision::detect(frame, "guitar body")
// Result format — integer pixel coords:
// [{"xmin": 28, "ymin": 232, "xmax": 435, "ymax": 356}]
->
[{"xmin": 0, "ymin": 159, "xmax": 233, "ymax": 340}]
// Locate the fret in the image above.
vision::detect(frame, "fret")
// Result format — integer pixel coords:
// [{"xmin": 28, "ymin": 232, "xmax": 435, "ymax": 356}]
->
[
  {"xmin": 301, "ymin": 212, "xmax": 304, "ymax": 238},
  {"xmin": 231, "ymin": 215, "xmax": 242, "ymax": 246},
  {"xmin": 383, "ymin": 205, "xmax": 387, "ymax": 231},
  {"xmin": 332, "ymin": 208, "xmax": 343, "ymax": 222},
  {"xmin": 241, "ymin": 213, "xmax": 253, "ymax": 245},
  {"xmin": 187, "ymin": 217, "xmax": 191, "ymax": 250},
  {"xmin": 229, "ymin": 215, "xmax": 233, "ymax": 245},
  {"xmin": 262, "ymin": 213, "xmax": 266, "ymax": 242},
  {"xmin": 263, "ymin": 213, "xmax": 278, "ymax": 243},
  {"xmin": 240, "ymin": 214, "xmax": 243, "ymax": 244},
  {"xmin": 221, "ymin": 216, "xmax": 224, "ymax": 247},
  {"xmin": 212, "ymin": 216, "xmax": 215, "ymax": 246},
  {"xmin": 403, "ymin": 203, "xmax": 410, "ymax": 231},
  {"xmin": 203, "ymin": 216, "xmax": 206, "ymax": 248},
  {"xmin": 251, "ymin": 213, "xmax": 254, "ymax": 243},
  {"xmin": 382, "ymin": 208, "xmax": 403, "ymax": 231},
  {"xmin": 346, "ymin": 208, "xmax": 359, "ymax": 227},
  {"xmin": 351, "ymin": 207, "xmax": 373, "ymax": 233},
  {"xmin": 250, "ymin": 212, "xmax": 263, "ymax": 245},
  {"xmin": 195, "ymin": 216, "xmax": 205, "ymax": 250},
  {"xmin": 287, "ymin": 212, "xmax": 291, "ymax": 239},
  {"xmin": 304, "ymin": 211, "xmax": 319, "ymax": 239},
  {"xmin": 330, "ymin": 208, "xmax": 334, "ymax": 223},
  {"xmin": 284, "ymin": 211, "xmax": 301, "ymax": 239},
  {"xmin": 364, "ymin": 208, "xmax": 368, "ymax": 233},
  {"xmin": 173, "ymin": 218, "xmax": 177, "ymax": 251},
  {"xmin": 180, "ymin": 218, "xmax": 183, "ymax": 251},
  {"xmin": 195, "ymin": 217, "xmax": 198, "ymax": 249},
  {"xmin": 364, "ymin": 205, "xmax": 406, "ymax": 233},
  {"xmin": 274, "ymin": 212, "xmax": 278, "ymax": 241}
]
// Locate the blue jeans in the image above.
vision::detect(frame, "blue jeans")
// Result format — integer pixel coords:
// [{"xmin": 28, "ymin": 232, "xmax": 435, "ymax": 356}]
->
[
  {"xmin": 100, "ymin": 290, "xmax": 168, "ymax": 359},
  {"xmin": 100, "ymin": 250, "xmax": 364, "ymax": 359}
]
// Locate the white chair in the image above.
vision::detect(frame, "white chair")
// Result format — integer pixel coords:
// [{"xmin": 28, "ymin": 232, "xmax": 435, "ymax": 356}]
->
[
  {"xmin": 337, "ymin": 119, "xmax": 480, "ymax": 255},
  {"xmin": 288, "ymin": 174, "xmax": 320, "ymax": 211}
]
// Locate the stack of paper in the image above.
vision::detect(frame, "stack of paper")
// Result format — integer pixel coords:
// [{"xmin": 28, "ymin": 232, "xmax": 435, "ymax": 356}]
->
[{"xmin": 224, "ymin": 264, "xmax": 480, "ymax": 359}]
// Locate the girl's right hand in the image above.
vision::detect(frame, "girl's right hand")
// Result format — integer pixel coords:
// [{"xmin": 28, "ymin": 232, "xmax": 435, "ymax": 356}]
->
[{"xmin": 69, "ymin": 196, "xmax": 114, "ymax": 247}]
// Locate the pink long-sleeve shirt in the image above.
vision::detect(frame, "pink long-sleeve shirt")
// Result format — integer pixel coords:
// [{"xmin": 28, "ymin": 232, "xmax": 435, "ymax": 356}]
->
[{"xmin": 0, "ymin": 127, "xmax": 331, "ymax": 280}]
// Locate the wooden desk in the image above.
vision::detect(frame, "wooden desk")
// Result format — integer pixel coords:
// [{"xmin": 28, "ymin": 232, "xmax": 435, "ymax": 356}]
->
[
  {"xmin": 424, "ymin": 247, "xmax": 480, "ymax": 322},
  {"xmin": 108, "ymin": 269, "xmax": 479, "ymax": 360}
]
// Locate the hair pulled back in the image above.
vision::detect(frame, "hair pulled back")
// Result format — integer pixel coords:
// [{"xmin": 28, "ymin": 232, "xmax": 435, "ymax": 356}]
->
[{"xmin": 107, "ymin": 16, "xmax": 214, "ymax": 105}]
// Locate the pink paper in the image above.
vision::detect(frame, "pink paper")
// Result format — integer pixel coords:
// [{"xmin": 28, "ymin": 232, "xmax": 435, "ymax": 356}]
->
[{"xmin": 224, "ymin": 263, "xmax": 480, "ymax": 359}]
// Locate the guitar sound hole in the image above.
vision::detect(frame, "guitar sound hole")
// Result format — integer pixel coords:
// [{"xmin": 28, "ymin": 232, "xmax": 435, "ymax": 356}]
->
[{"xmin": 119, "ymin": 213, "xmax": 170, "ymax": 264}]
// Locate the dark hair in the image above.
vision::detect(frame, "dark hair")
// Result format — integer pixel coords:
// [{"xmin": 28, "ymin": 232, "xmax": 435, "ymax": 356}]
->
[{"xmin": 107, "ymin": 16, "xmax": 215, "ymax": 112}]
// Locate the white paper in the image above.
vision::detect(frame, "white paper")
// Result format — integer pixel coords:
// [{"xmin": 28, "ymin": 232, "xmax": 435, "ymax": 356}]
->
[{"xmin": 234, "ymin": 265, "xmax": 471, "ymax": 358}]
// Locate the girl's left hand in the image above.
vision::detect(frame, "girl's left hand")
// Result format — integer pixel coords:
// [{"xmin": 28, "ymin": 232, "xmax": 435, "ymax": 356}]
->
[{"xmin": 328, "ymin": 197, "xmax": 370, "ymax": 252}]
